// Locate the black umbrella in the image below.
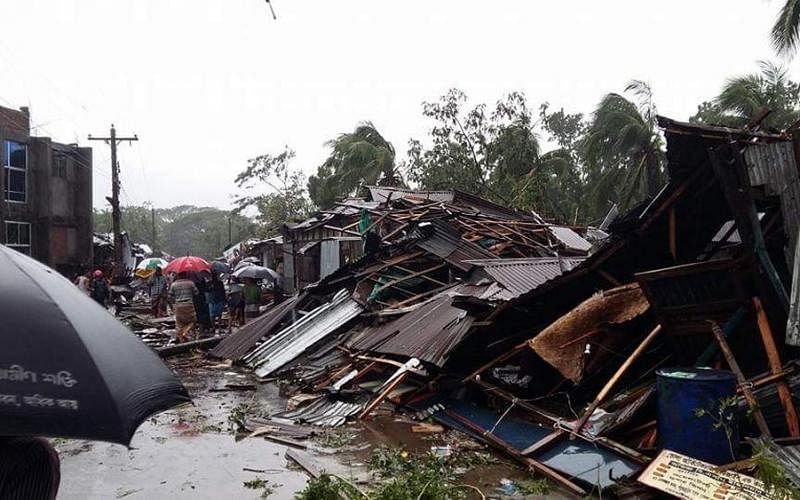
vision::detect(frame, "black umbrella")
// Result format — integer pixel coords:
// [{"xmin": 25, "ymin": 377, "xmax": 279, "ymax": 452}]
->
[{"xmin": 0, "ymin": 245, "xmax": 191, "ymax": 445}]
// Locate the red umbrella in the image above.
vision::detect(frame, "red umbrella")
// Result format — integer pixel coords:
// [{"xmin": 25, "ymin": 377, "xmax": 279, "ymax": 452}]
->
[{"xmin": 163, "ymin": 256, "xmax": 210, "ymax": 275}]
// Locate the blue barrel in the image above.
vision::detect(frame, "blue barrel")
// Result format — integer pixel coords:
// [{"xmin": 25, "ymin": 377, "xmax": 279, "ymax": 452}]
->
[{"xmin": 656, "ymin": 368, "xmax": 738, "ymax": 465}]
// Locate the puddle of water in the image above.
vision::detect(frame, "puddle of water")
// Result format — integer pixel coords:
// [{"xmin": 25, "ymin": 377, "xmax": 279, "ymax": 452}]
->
[{"xmin": 56, "ymin": 361, "xmax": 316, "ymax": 499}]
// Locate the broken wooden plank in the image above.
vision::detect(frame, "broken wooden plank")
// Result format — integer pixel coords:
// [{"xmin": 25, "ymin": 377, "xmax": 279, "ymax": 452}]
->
[
  {"xmin": 156, "ymin": 336, "xmax": 223, "ymax": 357},
  {"xmin": 753, "ymin": 296, "xmax": 800, "ymax": 437},
  {"xmin": 573, "ymin": 325, "xmax": 662, "ymax": 436},
  {"xmin": 285, "ymin": 448, "xmax": 323, "ymax": 478},
  {"xmin": 709, "ymin": 320, "xmax": 772, "ymax": 437},
  {"xmin": 520, "ymin": 430, "xmax": 564, "ymax": 456}
]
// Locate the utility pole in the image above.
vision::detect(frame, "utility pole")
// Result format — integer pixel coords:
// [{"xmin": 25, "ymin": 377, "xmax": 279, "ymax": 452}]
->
[
  {"xmin": 151, "ymin": 206, "xmax": 157, "ymax": 255},
  {"xmin": 88, "ymin": 125, "xmax": 138, "ymax": 284}
]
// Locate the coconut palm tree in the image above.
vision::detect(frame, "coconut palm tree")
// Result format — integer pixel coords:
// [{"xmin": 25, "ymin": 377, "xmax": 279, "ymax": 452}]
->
[
  {"xmin": 582, "ymin": 80, "xmax": 665, "ymax": 215},
  {"xmin": 692, "ymin": 61, "xmax": 800, "ymax": 131},
  {"xmin": 772, "ymin": 0, "xmax": 800, "ymax": 57},
  {"xmin": 308, "ymin": 121, "xmax": 400, "ymax": 208}
]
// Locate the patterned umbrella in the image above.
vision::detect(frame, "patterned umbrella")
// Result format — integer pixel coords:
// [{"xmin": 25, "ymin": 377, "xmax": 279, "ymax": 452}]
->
[
  {"xmin": 0, "ymin": 244, "xmax": 190, "ymax": 445},
  {"xmin": 135, "ymin": 257, "xmax": 168, "ymax": 271}
]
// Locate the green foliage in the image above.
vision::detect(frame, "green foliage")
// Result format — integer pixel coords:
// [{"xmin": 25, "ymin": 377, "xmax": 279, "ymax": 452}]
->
[
  {"xmin": 772, "ymin": 0, "xmax": 800, "ymax": 57},
  {"xmin": 514, "ymin": 478, "xmax": 552, "ymax": 496},
  {"xmin": 94, "ymin": 205, "xmax": 256, "ymax": 260},
  {"xmin": 309, "ymin": 122, "xmax": 401, "ymax": 209},
  {"xmin": 692, "ymin": 396, "xmax": 739, "ymax": 463},
  {"xmin": 581, "ymin": 80, "xmax": 666, "ymax": 218},
  {"xmin": 296, "ymin": 447, "xmax": 479, "ymax": 500},
  {"xmin": 243, "ymin": 478, "xmax": 279, "ymax": 498},
  {"xmin": 691, "ymin": 61, "xmax": 800, "ymax": 132},
  {"xmin": 751, "ymin": 445, "xmax": 800, "ymax": 499},
  {"xmin": 407, "ymin": 89, "xmax": 535, "ymax": 203},
  {"xmin": 234, "ymin": 146, "xmax": 313, "ymax": 230}
]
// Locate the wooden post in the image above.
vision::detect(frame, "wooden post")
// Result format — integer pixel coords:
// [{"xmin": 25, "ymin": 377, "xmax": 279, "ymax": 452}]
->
[
  {"xmin": 358, "ymin": 371, "xmax": 408, "ymax": 419},
  {"xmin": 709, "ymin": 145, "xmax": 789, "ymax": 311},
  {"xmin": 573, "ymin": 325, "xmax": 662, "ymax": 436},
  {"xmin": 709, "ymin": 321, "xmax": 772, "ymax": 437},
  {"xmin": 753, "ymin": 297, "xmax": 800, "ymax": 437}
]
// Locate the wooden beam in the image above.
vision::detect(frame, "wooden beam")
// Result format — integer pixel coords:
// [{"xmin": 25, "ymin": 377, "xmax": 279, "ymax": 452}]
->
[
  {"xmin": 753, "ymin": 296, "xmax": 800, "ymax": 437},
  {"xmin": 573, "ymin": 325, "xmax": 662, "ymax": 436},
  {"xmin": 520, "ymin": 430, "xmax": 564, "ymax": 456},
  {"xmin": 709, "ymin": 321, "xmax": 772, "ymax": 437},
  {"xmin": 709, "ymin": 146, "xmax": 789, "ymax": 311},
  {"xmin": 443, "ymin": 410, "xmax": 586, "ymax": 496},
  {"xmin": 359, "ymin": 371, "xmax": 409, "ymax": 419}
]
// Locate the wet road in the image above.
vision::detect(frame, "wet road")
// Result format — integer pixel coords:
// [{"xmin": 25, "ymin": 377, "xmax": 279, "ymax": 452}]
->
[{"xmin": 55, "ymin": 361, "xmax": 348, "ymax": 499}]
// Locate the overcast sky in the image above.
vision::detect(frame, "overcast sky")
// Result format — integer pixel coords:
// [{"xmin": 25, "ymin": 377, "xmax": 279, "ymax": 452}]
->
[{"xmin": 0, "ymin": 1, "xmax": 793, "ymax": 209}]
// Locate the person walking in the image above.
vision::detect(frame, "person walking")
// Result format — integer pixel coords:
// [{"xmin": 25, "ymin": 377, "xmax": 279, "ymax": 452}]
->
[
  {"xmin": 89, "ymin": 270, "xmax": 109, "ymax": 307},
  {"xmin": 243, "ymin": 277, "xmax": 262, "ymax": 321},
  {"xmin": 74, "ymin": 271, "xmax": 90, "ymax": 296},
  {"xmin": 207, "ymin": 272, "xmax": 226, "ymax": 331},
  {"xmin": 227, "ymin": 278, "xmax": 245, "ymax": 327},
  {"xmin": 148, "ymin": 267, "xmax": 168, "ymax": 318},
  {"xmin": 168, "ymin": 271, "xmax": 199, "ymax": 343}
]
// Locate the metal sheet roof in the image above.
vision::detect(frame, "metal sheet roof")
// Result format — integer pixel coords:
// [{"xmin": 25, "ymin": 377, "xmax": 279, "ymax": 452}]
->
[
  {"xmin": 414, "ymin": 220, "xmax": 496, "ymax": 272},
  {"xmin": 548, "ymin": 226, "xmax": 592, "ymax": 252},
  {"xmin": 464, "ymin": 257, "xmax": 585, "ymax": 300},
  {"xmin": 745, "ymin": 141, "xmax": 800, "ymax": 268},
  {"xmin": 243, "ymin": 289, "xmax": 363, "ymax": 378},
  {"xmin": 209, "ymin": 296, "xmax": 299, "ymax": 361},
  {"xmin": 347, "ymin": 294, "xmax": 474, "ymax": 367}
]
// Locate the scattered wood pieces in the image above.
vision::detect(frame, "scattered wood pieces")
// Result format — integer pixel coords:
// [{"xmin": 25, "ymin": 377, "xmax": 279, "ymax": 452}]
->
[
  {"xmin": 285, "ymin": 448, "xmax": 324, "ymax": 478},
  {"xmin": 411, "ymin": 423, "xmax": 444, "ymax": 433}
]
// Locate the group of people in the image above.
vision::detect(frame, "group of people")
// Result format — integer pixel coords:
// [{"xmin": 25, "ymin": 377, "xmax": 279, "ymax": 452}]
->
[
  {"xmin": 73, "ymin": 270, "xmax": 111, "ymax": 306},
  {"xmin": 74, "ymin": 261, "xmax": 278, "ymax": 344},
  {"xmin": 162, "ymin": 270, "xmax": 228, "ymax": 343}
]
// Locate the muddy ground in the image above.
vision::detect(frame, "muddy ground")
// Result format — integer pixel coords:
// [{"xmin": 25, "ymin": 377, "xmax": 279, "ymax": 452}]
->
[{"xmin": 54, "ymin": 355, "xmax": 558, "ymax": 499}]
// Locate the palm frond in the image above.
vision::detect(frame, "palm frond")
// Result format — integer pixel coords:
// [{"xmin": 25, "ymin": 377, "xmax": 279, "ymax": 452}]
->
[{"xmin": 771, "ymin": 0, "xmax": 800, "ymax": 57}]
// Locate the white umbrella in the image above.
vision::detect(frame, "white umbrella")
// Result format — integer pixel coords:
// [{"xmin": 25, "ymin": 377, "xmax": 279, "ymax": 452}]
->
[
  {"xmin": 233, "ymin": 265, "xmax": 278, "ymax": 280},
  {"xmin": 136, "ymin": 257, "xmax": 168, "ymax": 271}
]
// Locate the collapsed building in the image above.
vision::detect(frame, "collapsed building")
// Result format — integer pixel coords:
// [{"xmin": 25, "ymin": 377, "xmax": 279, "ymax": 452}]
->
[{"xmin": 209, "ymin": 116, "xmax": 800, "ymax": 497}]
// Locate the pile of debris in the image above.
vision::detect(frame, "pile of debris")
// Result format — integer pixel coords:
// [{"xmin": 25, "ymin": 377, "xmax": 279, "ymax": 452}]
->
[{"xmin": 208, "ymin": 116, "xmax": 800, "ymax": 497}]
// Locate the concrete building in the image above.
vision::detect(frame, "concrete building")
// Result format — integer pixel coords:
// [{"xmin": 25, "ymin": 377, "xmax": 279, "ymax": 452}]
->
[{"xmin": 0, "ymin": 104, "xmax": 93, "ymax": 276}]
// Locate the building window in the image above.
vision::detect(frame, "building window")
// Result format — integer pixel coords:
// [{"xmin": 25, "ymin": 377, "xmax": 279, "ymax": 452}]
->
[
  {"xmin": 4, "ymin": 140, "xmax": 27, "ymax": 202},
  {"xmin": 52, "ymin": 155, "xmax": 67, "ymax": 178},
  {"xmin": 5, "ymin": 221, "xmax": 31, "ymax": 255}
]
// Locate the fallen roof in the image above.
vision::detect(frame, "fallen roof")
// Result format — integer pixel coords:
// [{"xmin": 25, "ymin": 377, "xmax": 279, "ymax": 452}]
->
[
  {"xmin": 413, "ymin": 220, "xmax": 497, "ymax": 271},
  {"xmin": 463, "ymin": 257, "xmax": 585, "ymax": 301},
  {"xmin": 243, "ymin": 289, "xmax": 363, "ymax": 378},
  {"xmin": 209, "ymin": 296, "xmax": 299, "ymax": 361},
  {"xmin": 347, "ymin": 294, "xmax": 474, "ymax": 367}
]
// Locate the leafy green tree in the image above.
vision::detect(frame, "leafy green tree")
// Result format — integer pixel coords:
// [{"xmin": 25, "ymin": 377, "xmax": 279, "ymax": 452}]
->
[
  {"xmin": 406, "ymin": 89, "xmax": 542, "ymax": 207},
  {"xmin": 771, "ymin": 0, "xmax": 800, "ymax": 58},
  {"xmin": 308, "ymin": 122, "xmax": 400, "ymax": 208},
  {"xmin": 537, "ymin": 104, "xmax": 589, "ymax": 222},
  {"xmin": 94, "ymin": 205, "xmax": 255, "ymax": 259},
  {"xmin": 691, "ymin": 61, "xmax": 800, "ymax": 131},
  {"xmin": 582, "ymin": 80, "xmax": 665, "ymax": 217},
  {"xmin": 234, "ymin": 146, "xmax": 313, "ymax": 231}
]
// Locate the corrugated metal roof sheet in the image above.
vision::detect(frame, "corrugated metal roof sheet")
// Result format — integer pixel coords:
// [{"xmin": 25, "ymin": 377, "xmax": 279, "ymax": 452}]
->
[
  {"xmin": 464, "ymin": 257, "xmax": 585, "ymax": 300},
  {"xmin": 548, "ymin": 226, "xmax": 592, "ymax": 252},
  {"xmin": 414, "ymin": 220, "xmax": 496, "ymax": 272},
  {"xmin": 209, "ymin": 296, "xmax": 299, "ymax": 361},
  {"xmin": 744, "ymin": 141, "xmax": 800, "ymax": 268},
  {"xmin": 243, "ymin": 290, "xmax": 363, "ymax": 378},
  {"xmin": 347, "ymin": 294, "xmax": 474, "ymax": 367},
  {"xmin": 368, "ymin": 186, "xmax": 455, "ymax": 203},
  {"xmin": 278, "ymin": 397, "xmax": 366, "ymax": 427}
]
